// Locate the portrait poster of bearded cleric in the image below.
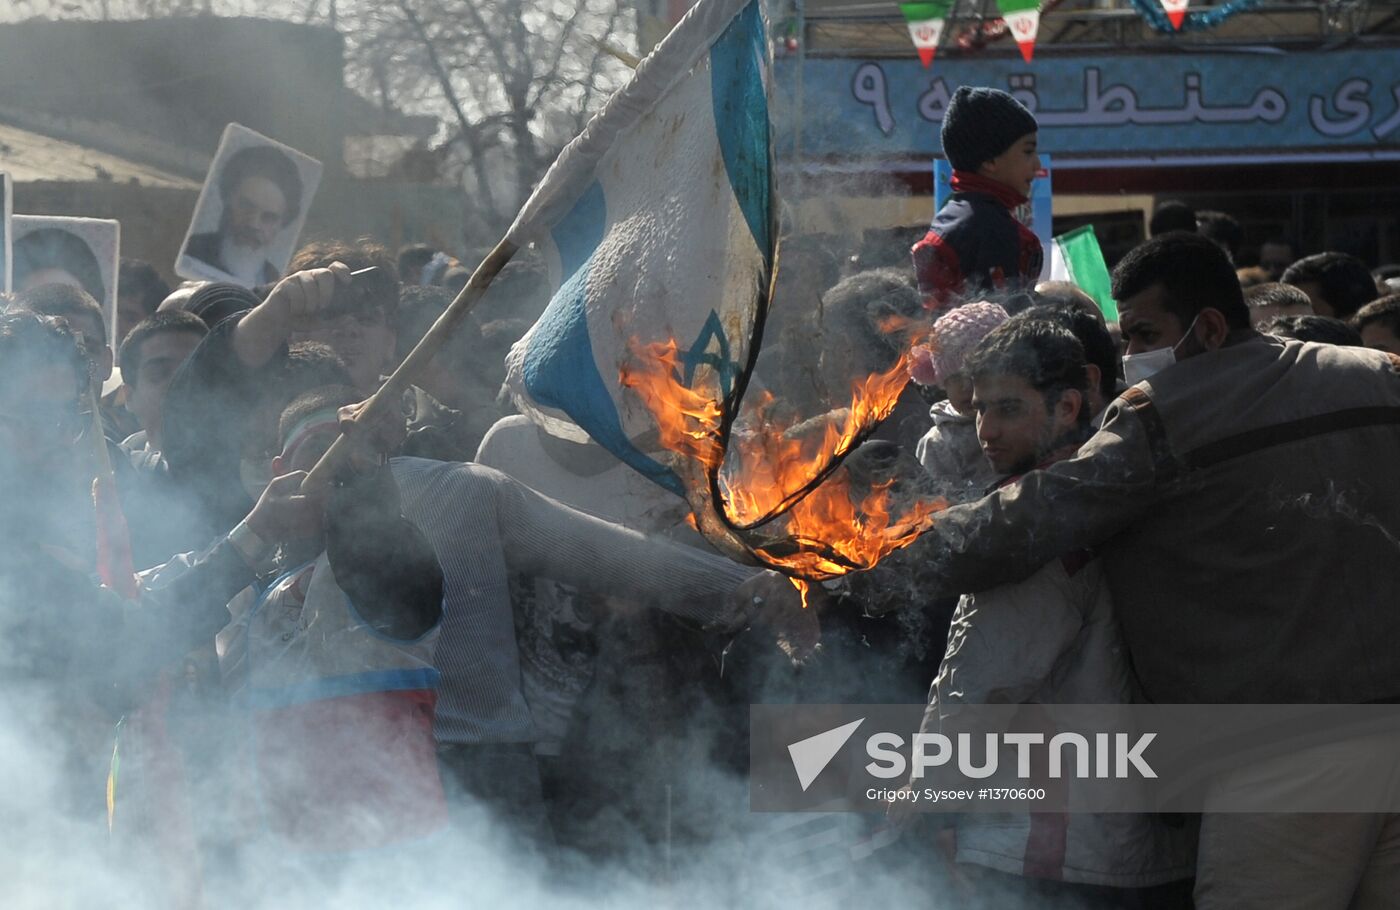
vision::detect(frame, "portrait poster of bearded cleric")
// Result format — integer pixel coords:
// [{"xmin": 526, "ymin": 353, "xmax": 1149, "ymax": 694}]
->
[
  {"xmin": 176, "ymin": 124, "xmax": 322, "ymax": 289},
  {"xmin": 10, "ymin": 214, "xmax": 121, "ymax": 340}
]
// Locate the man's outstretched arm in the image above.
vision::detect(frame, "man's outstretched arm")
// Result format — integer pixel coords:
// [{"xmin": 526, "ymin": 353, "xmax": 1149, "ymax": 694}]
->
[
  {"xmin": 393, "ymin": 458, "xmax": 818, "ymax": 655},
  {"xmin": 488, "ymin": 466, "xmax": 757, "ymax": 626},
  {"xmin": 870, "ymin": 400, "xmax": 1163, "ymax": 606}
]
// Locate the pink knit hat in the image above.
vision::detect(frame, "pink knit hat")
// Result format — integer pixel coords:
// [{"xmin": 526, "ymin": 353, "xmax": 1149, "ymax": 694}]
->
[{"xmin": 910, "ymin": 301, "xmax": 1010, "ymax": 387}]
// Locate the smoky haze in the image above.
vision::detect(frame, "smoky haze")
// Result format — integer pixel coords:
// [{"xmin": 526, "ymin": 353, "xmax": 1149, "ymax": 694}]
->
[{"xmin": 0, "ymin": 3, "xmax": 970, "ymax": 907}]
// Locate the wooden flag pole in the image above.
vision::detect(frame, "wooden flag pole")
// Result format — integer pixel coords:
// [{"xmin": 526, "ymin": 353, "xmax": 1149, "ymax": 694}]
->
[
  {"xmin": 87, "ymin": 383, "xmax": 141, "ymax": 599},
  {"xmin": 300, "ymin": 237, "xmax": 519, "ymax": 493}
]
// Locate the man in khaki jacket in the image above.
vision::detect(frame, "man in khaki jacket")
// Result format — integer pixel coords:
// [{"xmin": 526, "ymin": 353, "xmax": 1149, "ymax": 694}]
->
[{"xmin": 887, "ymin": 232, "xmax": 1400, "ymax": 908}]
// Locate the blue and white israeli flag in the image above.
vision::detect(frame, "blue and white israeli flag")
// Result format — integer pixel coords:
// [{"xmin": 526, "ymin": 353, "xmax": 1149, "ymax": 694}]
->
[{"xmin": 503, "ymin": 0, "xmax": 772, "ymax": 497}]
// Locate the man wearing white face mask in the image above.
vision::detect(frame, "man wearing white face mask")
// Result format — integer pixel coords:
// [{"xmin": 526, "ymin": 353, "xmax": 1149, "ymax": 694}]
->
[
  {"xmin": 1115, "ymin": 241, "xmax": 1243, "ymax": 387},
  {"xmin": 873, "ymin": 231, "xmax": 1400, "ymax": 909},
  {"xmin": 1119, "ymin": 320, "xmax": 1193, "ymax": 386}
]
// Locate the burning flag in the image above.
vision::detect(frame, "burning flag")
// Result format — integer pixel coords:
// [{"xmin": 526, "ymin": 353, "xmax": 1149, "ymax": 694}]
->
[
  {"xmin": 503, "ymin": 0, "xmax": 943, "ymax": 580},
  {"xmin": 504, "ymin": 0, "xmax": 771, "ymax": 500}
]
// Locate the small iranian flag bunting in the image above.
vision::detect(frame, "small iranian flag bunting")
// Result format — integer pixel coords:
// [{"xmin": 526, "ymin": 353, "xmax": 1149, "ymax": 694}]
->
[
  {"xmin": 1159, "ymin": 0, "xmax": 1189, "ymax": 30},
  {"xmin": 1049, "ymin": 226, "xmax": 1117, "ymax": 320},
  {"xmin": 900, "ymin": 1, "xmax": 952, "ymax": 68},
  {"xmin": 996, "ymin": 0, "xmax": 1041, "ymax": 62}
]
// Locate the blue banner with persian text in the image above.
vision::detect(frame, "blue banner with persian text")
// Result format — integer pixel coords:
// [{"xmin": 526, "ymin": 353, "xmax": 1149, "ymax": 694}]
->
[{"xmin": 781, "ymin": 49, "xmax": 1400, "ymax": 159}]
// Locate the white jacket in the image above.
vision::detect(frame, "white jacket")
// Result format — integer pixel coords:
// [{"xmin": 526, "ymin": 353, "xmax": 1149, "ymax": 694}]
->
[
  {"xmin": 922, "ymin": 554, "xmax": 1195, "ymax": 887},
  {"xmin": 914, "ymin": 400, "xmax": 999, "ymax": 500}
]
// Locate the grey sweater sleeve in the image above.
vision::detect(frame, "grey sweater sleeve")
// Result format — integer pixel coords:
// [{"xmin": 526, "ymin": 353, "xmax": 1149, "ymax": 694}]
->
[
  {"xmin": 888, "ymin": 401, "xmax": 1160, "ymax": 601},
  {"xmin": 393, "ymin": 458, "xmax": 757, "ymax": 627},
  {"xmin": 135, "ymin": 537, "xmax": 258, "ymax": 653},
  {"xmin": 490, "ymin": 467, "xmax": 757, "ymax": 626}
]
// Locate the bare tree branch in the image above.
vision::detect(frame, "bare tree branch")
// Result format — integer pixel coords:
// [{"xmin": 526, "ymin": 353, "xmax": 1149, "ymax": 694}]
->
[
  {"xmin": 396, "ymin": 0, "xmax": 500, "ymax": 221},
  {"xmin": 574, "ymin": 0, "xmax": 625, "ymax": 131},
  {"xmin": 527, "ymin": 0, "xmax": 590, "ymax": 110},
  {"xmin": 22, "ymin": 0, "xmax": 632, "ymax": 233}
]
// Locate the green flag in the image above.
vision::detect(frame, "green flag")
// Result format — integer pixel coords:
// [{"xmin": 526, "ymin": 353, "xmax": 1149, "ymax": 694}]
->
[{"xmin": 1049, "ymin": 226, "xmax": 1117, "ymax": 320}]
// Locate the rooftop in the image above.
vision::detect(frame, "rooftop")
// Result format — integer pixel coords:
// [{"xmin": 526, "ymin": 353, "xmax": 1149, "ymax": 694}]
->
[{"xmin": 0, "ymin": 115, "xmax": 199, "ymax": 188}]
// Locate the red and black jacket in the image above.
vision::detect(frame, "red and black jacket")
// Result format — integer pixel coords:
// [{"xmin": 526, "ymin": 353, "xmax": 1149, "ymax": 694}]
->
[{"xmin": 911, "ymin": 171, "xmax": 1043, "ymax": 309}]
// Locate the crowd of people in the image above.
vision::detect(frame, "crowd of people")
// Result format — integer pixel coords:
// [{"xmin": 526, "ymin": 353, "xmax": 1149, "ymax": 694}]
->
[{"xmin": 4, "ymin": 84, "xmax": 1400, "ymax": 910}]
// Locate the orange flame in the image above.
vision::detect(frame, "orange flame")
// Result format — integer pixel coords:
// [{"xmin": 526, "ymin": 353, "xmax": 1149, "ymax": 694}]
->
[
  {"xmin": 875, "ymin": 312, "xmax": 919, "ymax": 335},
  {"xmin": 619, "ymin": 337, "xmax": 947, "ymax": 580},
  {"xmin": 719, "ymin": 356, "xmax": 913, "ymax": 528},
  {"xmin": 753, "ymin": 475, "xmax": 944, "ymax": 578},
  {"xmin": 618, "ymin": 339, "xmax": 725, "ymax": 471}
]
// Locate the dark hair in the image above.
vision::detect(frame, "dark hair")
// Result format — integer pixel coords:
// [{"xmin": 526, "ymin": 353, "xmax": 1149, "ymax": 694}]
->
[
  {"xmin": 12, "ymin": 282, "xmax": 108, "ymax": 347},
  {"xmin": 818, "ymin": 268, "xmax": 923, "ymax": 372},
  {"xmin": 1261, "ymin": 315, "xmax": 1363, "ymax": 346},
  {"xmin": 998, "ymin": 288, "xmax": 1042, "ymax": 317},
  {"xmin": 397, "ymin": 244, "xmax": 438, "ymax": 283},
  {"xmin": 289, "ymin": 239, "xmax": 401, "ymax": 316},
  {"xmin": 966, "ymin": 319, "xmax": 1090, "ymax": 425},
  {"xmin": 240, "ymin": 342, "xmax": 354, "ymax": 462},
  {"xmin": 1196, "ymin": 210, "xmax": 1243, "ymax": 260},
  {"xmin": 184, "ymin": 282, "xmax": 260, "ymax": 329},
  {"xmin": 12, "ymin": 227, "xmax": 107, "ymax": 304},
  {"xmin": 278, "ymin": 384, "xmax": 361, "ymax": 451},
  {"xmin": 1149, "ymin": 201, "xmax": 1196, "ymax": 236},
  {"xmin": 1245, "ymin": 282, "xmax": 1313, "ymax": 312},
  {"xmin": 1281, "ymin": 252, "xmax": 1379, "ymax": 320},
  {"xmin": 118, "ymin": 259, "xmax": 171, "ymax": 319},
  {"xmin": 479, "ymin": 318, "xmax": 532, "ymax": 352},
  {"xmin": 1013, "ymin": 303, "xmax": 1117, "ymax": 399},
  {"xmin": 282, "ymin": 342, "xmax": 354, "ymax": 398},
  {"xmin": 218, "ymin": 144, "xmax": 304, "ymax": 226},
  {"xmin": 118, "ymin": 311, "xmax": 209, "ymax": 386},
  {"xmin": 0, "ymin": 311, "xmax": 89, "ymax": 395},
  {"xmin": 1351, "ymin": 294, "xmax": 1400, "ymax": 337},
  {"xmin": 1033, "ymin": 281, "xmax": 1102, "ymax": 321},
  {"xmin": 395, "ymin": 284, "xmax": 476, "ymax": 362},
  {"xmin": 1111, "ymin": 232, "xmax": 1251, "ymax": 331}
]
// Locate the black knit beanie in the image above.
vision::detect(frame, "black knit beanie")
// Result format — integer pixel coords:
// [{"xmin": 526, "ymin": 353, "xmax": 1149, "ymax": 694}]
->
[{"xmin": 940, "ymin": 86, "xmax": 1039, "ymax": 172}]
